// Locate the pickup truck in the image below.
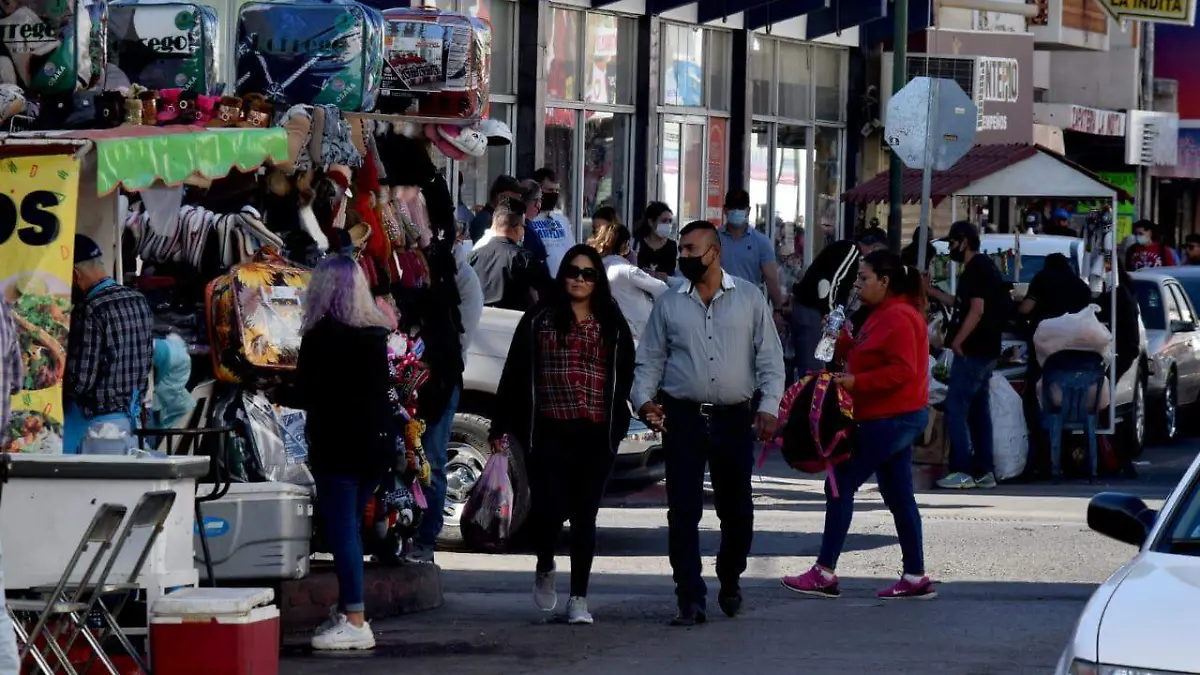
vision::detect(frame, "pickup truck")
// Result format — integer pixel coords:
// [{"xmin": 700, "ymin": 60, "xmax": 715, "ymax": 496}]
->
[{"xmin": 438, "ymin": 306, "xmax": 666, "ymax": 546}]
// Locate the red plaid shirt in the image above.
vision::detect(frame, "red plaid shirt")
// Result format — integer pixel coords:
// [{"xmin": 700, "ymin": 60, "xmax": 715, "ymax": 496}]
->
[{"xmin": 536, "ymin": 314, "xmax": 609, "ymax": 423}]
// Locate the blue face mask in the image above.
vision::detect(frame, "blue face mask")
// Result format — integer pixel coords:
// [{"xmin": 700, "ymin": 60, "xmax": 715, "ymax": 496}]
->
[{"xmin": 727, "ymin": 209, "xmax": 748, "ymax": 227}]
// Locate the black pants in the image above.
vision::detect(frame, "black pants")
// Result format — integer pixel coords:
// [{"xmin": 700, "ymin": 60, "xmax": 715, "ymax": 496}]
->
[
  {"xmin": 531, "ymin": 418, "xmax": 615, "ymax": 598},
  {"xmin": 661, "ymin": 396, "xmax": 755, "ymax": 611}
]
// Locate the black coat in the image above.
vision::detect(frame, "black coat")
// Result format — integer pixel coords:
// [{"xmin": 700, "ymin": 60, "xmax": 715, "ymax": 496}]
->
[
  {"xmin": 297, "ymin": 318, "xmax": 394, "ymax": 477},
  {"xmin": 488, "ymin": 303, "xmax": 636, "ymax": 454}
]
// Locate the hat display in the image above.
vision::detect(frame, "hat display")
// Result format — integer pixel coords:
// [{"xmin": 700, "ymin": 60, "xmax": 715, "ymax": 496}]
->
[{"xmin": 478, "ymin": 117, "xmax": 512, "ymax": 146}]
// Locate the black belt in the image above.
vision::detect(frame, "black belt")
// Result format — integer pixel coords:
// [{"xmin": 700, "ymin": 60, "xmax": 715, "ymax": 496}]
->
[{"xmin": 662, "ymin": 394, "xmax": 753, "ymax": 418}]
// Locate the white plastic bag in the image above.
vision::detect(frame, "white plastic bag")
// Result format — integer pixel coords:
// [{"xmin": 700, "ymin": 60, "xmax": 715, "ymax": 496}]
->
[
  {"xmin": 989, "ymin": 373, "xmax": 1028, "ymax": 481},
  {"xmin": 1033, "ymin": 305, "xmax": 1113, "ymax": 366},
  {"xmin": 928, "ymin": 356, "xmax": 948, "ymax": 405}
]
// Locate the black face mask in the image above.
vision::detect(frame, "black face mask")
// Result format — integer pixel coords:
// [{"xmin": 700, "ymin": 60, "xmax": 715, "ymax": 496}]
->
[
  {"xmin": 541, "ymin": 192, "xmax": 559, "ymax": 212},
  {"xmin": 678, "ymin": 250, "xmax": 711, "ymax": 283},
  {"xmin": 949, "ymin": 242, "xmax": 967, "ymax": 263}
]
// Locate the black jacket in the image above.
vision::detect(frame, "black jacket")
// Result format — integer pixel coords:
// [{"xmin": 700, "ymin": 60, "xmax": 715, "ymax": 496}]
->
[
  {"xmin": 488, "ymin": 302, "xmax": 636, "ymax": 454},
  {"xmin": 793, "ymin": 240, "xmax": 860, "ymax": 315},
  {"xmin": 297, "ymin": 318, "xmax": 394, "ymax": 477}
]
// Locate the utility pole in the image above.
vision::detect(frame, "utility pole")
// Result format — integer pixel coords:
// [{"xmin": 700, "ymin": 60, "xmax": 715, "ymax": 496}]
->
[
  {"xmin": 1139, "ymin": 21, "xmax": 1155, "ymax": 222},
  {"xmin": 888, "ymin": 0, "xmax": 909, "ymax": 252}
]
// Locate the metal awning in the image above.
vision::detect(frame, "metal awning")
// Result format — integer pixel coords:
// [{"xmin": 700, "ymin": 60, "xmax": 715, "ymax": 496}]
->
[
  {"xmin": 696, "ymin": 0, "xmax": 773, "ymax": 24},
  {"xmin": 591, "ymin": 0, "xmax": 695, "ymax": 11},
  {"xmin": 744, "ymin": 0, "xmax": 827, "ymax": 30},
  {"xmin": 841, "ymin": 143, "xmax": 1133, "ymax": 206}
]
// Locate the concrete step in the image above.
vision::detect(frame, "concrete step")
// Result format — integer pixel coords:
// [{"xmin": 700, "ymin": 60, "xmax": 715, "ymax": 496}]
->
[{"xmin": 280, "ymin": 561, "xmax": 444, "ymax": 634}]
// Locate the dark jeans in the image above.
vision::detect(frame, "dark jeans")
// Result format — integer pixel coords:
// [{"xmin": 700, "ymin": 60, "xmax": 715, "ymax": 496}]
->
[
  {"xmin": 946, "ymin": 354, "xmax": 997, "ymax": 477},
  {"xmin": 817, "ymin": 409, "xmax": 929, "ymax": 575},
  {"xmin": 662, "ymin": 396, "xmax": 755, "ymax": 611},
  {"xmin": 417, "ymin": 386, "xmax": 460, "ymax": 548},
  {"xmin": 531, "ymin": 418, "xmax": 615, "ymax": 598},
  {"xmin": 315, "ymin": 473, "xmax": 378, "ymax": 613}
]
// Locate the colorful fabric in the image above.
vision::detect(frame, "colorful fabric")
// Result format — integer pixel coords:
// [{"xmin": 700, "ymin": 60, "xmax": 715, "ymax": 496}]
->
[{"xmin": 535, "ymin": 314, "xmax": 609, "ymax": 423}]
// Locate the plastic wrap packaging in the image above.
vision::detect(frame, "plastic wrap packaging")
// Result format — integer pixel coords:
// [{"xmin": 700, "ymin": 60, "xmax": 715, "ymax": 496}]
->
[
  {"xmin": 205, "ymin": 258, "xmax": 310, "ymax": 384},
  {"xmin": 235, "ymin": 0, "xmax": 383, "ymax": 111},
  {"xmin": 376, "ymin": 8, "xmax": 490, "ymax": 118},
  {"xmin": 242, "ymin": 391, "xmax": 313, "ymax": 485},
  {"xmin": 0, "ymin": 0, "xmax": 106, "ymax": 92},
  {"xmin": 460, "ymin": 443, "xmax": 512, "ymax": 552},
  {"xmin": 1033, "ymin": 304, "xmax": 1113, "ymax": 367},
  {"xmin": 107, "ymin": 1, "xmax": 217, "ymax": 93}
]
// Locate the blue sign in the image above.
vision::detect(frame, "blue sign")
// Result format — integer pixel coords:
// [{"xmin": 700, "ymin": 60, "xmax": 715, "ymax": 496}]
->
[{"xmin": 195, "ymin": 516, "xmax": 230, "ymax": 537}]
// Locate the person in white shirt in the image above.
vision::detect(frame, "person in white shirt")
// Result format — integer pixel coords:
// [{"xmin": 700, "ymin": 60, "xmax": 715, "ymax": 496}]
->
[
  {"xmin": 588, "ymin": 210, "xmax": 668, "ymax": 340},
  {"xmin": 528, "ymin": 167, "xmax": 576, "ymax": 277}
]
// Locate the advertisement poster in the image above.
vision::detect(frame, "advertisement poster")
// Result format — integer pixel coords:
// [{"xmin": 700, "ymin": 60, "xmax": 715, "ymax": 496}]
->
[
  {"xmin": 0, "ymin": 155, "xmax": 81, "ymax": 454},
  {"xmin": 1076, "ymin": 172, "xmax": 1136, "ymax": 243},
  {"xmin": 707, "ymin": 118, "xmax": 727, "ymax": 224}
]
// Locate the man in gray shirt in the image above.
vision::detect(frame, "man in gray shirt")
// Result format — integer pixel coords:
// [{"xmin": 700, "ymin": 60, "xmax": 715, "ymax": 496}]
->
[{"xmin": 633, "ymin": 220, "xmax": 785, "ymax": 627}]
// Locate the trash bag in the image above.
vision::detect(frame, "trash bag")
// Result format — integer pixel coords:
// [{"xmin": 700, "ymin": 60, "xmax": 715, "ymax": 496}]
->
[
  {"xmin": 1033, "ymin": 305, "xmax": 1113, "ymax": 366},
  {"xmin": 928, "ymin": 355, "xmax": 948, "ymax": 406},
  {"xmin": 990, "ymin": 373, "xmax": 1028, "ymax": 481},
  {"xmin": 460, "ymin": 449, "xmax": 513, "ymax": 552}
]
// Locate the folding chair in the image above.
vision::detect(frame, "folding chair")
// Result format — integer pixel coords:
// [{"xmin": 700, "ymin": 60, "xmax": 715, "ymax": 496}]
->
[{"xmin": 8, "ymin": 503, "xmax": 128, "ymax": 675}]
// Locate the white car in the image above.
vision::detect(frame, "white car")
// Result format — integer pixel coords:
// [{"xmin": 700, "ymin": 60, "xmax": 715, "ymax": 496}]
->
[{"xmin": 1055, "ymin": 454, "xmax": 1200, "ymax": 674}]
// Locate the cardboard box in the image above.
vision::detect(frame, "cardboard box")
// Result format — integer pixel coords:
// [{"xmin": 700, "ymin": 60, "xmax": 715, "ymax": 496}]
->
[{"xmin": 913, "ymin": 409, "xmax": 949, "ymax": 466}]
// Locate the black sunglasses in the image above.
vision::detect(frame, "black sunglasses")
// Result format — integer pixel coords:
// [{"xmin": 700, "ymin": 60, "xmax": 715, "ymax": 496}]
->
[{"xmin": 564, "ymin": 265, "xmax": 600, "ymax": 282}]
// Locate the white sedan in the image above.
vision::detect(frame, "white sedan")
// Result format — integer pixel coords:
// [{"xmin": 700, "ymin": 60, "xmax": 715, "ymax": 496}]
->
[{"xmin": 1055, "ymin": 452, "xmax": 1200, "ymax": 674}]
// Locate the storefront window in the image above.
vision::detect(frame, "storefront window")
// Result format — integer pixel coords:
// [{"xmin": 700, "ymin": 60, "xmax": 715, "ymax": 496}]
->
[
  {"xmin": 778, "ymin": 42, "xmax": 811, "ymax": 120},
  {"xmin": 479, "ymin": 0, "xmax": 515, "ymax": 93},
  {"xmin": 662, "ymin": 23, "xmax": 705, "ymax": 107},
  {"xmin": 776, "ymin": 125, "xmax": 809, "ymax": 243},
  {"xmin": 707, "ymin": 30, "xmax": 731, "ymax": 111},
  {"xmin": 582, "ymin": 112, "xmax": 631, "ymax": 241},
  {"xmin": 547, "ymin": 8, "xmax": 582, "ymax": 100},
  {"xmin": 584, "ymin": 14, "xmax": 636, "ymax": 106},
  {"xmin": 814, "ymin": 126, "xmax": 842, "ymax": 246},
  {"xmin": 544, "ymin": 108, "xmax": 577, "ymax": 222},
  {"xmin": 750, "ymin": 38, "xmax": 774, "ymax": 116},
  {"xmin": 813, "ymin": 46, "xmax": 844, "ymax": 123},
  {"xmin": 750, "ymin": 121, "xmax": 772, "ymax": 229},
  {"xmin": 661, "ymin": 121, "xmax": 682, "ymax": 217}
]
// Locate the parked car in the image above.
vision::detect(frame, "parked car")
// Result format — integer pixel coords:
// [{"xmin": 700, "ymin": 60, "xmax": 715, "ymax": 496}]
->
[
  {"xmin": 933, "ymin": 234, "xmax": 1148, "ymax": 456},
  {"xmin": 1054, "ymin": 454, "xmax": 1200, "ymax": 674},
  {"xmin": 440, "ymin": 306, "xmax": 666, "ymax": 547},
  {"xmin": 1128, "ymin": 270, "xmax": 1200, "ymax": 442}
]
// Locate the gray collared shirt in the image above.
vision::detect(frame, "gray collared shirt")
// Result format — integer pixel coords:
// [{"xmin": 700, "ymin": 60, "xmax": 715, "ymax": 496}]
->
[{"xmin": 632, "ymin": 270, "xmax": 785, "ymax": 415}]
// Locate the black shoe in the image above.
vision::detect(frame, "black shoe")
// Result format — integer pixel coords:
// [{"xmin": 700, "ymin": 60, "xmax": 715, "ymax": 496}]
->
[
  {"xmin": 669, "ymin": 605, "xmax": 707, "ymax": 627},
  {"xmin": 718, "ymin": 589, "xmax": 743, "ymax": 618}
]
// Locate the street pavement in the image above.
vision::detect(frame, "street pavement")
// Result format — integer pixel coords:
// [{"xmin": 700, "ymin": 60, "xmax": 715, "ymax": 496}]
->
[{"xmin": 283, "ymin": 441, "xmax": 1197, "ymax": 675}]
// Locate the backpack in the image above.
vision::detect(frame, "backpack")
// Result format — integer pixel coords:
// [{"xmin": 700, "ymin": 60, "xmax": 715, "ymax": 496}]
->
[
  {"xmin": 777, "ymin": 371, "xmax": 856, "ymax": 497},
  {"xmin": 0, "ymin": 0, "xmax": 106, "ymax": 94},
  {"xmin": 107, "ymin": 1, "xmax": 218, "ymax": 94}
]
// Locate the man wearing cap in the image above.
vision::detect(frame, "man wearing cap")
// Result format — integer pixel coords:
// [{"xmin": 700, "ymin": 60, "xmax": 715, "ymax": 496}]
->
[
  {"xmin": 928, "ymin": 222, "xmax": 1004, "ymax": 490},
  {"xmin": 1043, "ymin": 209, "xmax": 1077, "ymax": 237},
  {"xmin": 64, "ymin": 235, "xmax": 155, "ymax": 454}
]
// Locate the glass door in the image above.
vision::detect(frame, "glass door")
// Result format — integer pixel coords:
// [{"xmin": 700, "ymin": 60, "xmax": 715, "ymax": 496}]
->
[{"xmin": 660, "ymin": 115, "xmax": 710, "ymax": 228}]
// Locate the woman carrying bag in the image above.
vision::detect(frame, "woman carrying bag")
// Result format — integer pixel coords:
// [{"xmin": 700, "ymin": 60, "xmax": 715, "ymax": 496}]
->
[
  {"xmin": 489, "ymin": 244, "xmax": 636, "ymax": 625},
  {"xmin": 782, "ymin": 251, "xmax": 935, "ymax": 601}
]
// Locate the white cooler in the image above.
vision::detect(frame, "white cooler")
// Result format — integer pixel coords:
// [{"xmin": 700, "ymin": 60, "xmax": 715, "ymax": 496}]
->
[{"xmin": 194, "ymin": 481, "xmax": 313, "ymax": 581}]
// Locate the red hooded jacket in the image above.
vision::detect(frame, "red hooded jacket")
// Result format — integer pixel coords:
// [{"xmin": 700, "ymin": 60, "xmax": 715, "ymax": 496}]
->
[{"xmin": 838, "ymin": 296, "xmax": 929, "ymax": 421}]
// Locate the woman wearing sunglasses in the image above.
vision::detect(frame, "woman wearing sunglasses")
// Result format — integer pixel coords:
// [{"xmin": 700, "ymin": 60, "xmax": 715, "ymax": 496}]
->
[{"xmin": 489, "ymin": 244, "xmax": 636, "ymax": 625}]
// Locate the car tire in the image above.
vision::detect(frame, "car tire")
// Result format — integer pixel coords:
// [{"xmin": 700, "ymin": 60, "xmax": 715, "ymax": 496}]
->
[
  {"xmin": 1118, "ymin": 370, "xmax": 1146, "ymax": 461},
  {"xmin": 437, "ymin": 413, "xmax": 531, "ymax": 549},
  {"xmin": 1157, "ymin": 371, "xmax": 1179, "ymax": 443}
]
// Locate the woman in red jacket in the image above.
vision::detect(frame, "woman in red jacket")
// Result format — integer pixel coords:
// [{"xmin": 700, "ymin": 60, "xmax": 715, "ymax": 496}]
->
[{"xmin": 782, "ymin": 250, "xmax": 935, "ymax": 600}]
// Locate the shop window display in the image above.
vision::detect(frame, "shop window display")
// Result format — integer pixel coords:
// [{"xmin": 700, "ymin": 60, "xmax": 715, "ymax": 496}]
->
[
  {"xmin": 585, "ymin": 13, "xmax": 636, "ymax": 106},
  {"xmin": 546, "ymin": 7, "xmax": 581, "ymax": 101},
  {"xmin": 582, "ymin": 112, "xmax": 631, "ymax": 242},
  {"xmin": 662, "ymin": 23, "xmax": 704, "ymax": 107},
  {"xmin": 750, "ymin": 38, "xmax": 774, "ymax": 116},
  {"xmin": 544, "ymin": 108, "xmax": 577, "ymax": 222},
  {"xmin": 777, "ymin": 41, "xmax": 811, "ymax": 122}
]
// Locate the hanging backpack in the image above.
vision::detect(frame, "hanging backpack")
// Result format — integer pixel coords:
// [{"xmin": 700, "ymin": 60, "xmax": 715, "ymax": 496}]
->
[
  {"xmin": 235, "ymin": 0, "xmax": 383, "ymax": 111},
  {"xmin": 0, "ymin": 0, "xmax": 106, "ymax": 93},
  {"xmin": 107, "ymin": 1, "xmax": 218, "ymax": 93},
  {"xmin": 776, "ymin": 371, "xmax": 856, "ymax": 497}
]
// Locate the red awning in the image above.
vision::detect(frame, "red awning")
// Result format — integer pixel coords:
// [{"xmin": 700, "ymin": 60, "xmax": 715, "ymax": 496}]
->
[{"xmin": 841, "ymin": 143, "xmax": 1133, "ymax": 206}]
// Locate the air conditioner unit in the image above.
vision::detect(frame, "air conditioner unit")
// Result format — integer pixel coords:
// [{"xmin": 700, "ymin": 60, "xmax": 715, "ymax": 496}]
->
[{"xmin": 1125, "ymin": 110, "xmax": 1179, "ymax": 167}]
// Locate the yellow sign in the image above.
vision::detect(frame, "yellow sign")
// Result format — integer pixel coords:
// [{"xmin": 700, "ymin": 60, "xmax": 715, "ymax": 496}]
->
[
  {"xmin": 1095, "ymin": 0, "xmax": 1196, "ymax": 25},
  {"xmin": 0, "ymin": 155, "xmax": 81, "ymax": 454}
]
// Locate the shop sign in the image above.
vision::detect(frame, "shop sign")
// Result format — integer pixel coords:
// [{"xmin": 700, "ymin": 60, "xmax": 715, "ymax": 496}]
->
[
  {"xmin": 924, "ymin": 29, "xmax": 1034, "ymax": 145},
  {"xmin": 1153, "ymin": 127, "xmax": 1200, "ymax": 178},
  {"xmin": 0, "ymin": 154, "xmax": 81, "ymax": 454},
  {"xmin": 976, "ymin": 57, "xmax": 1019, "ymax": 133},
  {"xmin": 1069, "ymin": 105, "xmax": 1127, "ymax": 136},
  {"xmin": 1094, "ymin": 0, "xmax": 1196, "ymax": 26},
  {"xmin": 706, "ymin": 118, "xmax": 727, "ymax": 224}
]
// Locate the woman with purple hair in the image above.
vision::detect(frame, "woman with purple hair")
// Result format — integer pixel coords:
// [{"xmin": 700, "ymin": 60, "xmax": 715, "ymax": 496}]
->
[{"xmin": 298, "ymin": 255, "xmax": 397, "ymax": 651}]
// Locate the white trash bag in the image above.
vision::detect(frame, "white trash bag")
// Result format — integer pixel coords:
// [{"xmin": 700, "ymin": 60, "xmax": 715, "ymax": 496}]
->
[
  {"xmin": 990, "ymin": 373, "xmax": 1028, "ymax": 481},
  {"xmin": 1033, "ymin": 304, "xmax": 1113, "ymax": 366},
  {"xmin": 928, "ymin": 355, "xmax": 948, "ymax": 406}
]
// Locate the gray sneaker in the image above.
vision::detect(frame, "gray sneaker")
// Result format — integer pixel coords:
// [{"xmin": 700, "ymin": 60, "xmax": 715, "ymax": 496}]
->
[
  {"xmin": 936, "ymin": 472, "xmax": 977, "ymax": 489},
  {"xmin": 974, "ymin": 472, "xmax": 997, "ymax": 489},
  {"xmin": 534, "ymin": 565, "xmax": 557, "ymax": 612},
  {"xmin": 403, "ymin": 545, "xmax": 435, "ymax": 565},
  {"xmin": 566, "ymin": 596, "xmax": 593, "ymax": 625}
]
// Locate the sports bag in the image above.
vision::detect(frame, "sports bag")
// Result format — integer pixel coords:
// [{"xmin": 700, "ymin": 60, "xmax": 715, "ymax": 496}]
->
[
  {"xmin": 776, "ymin": 371, "xmax": 856, "ymax": 497},
  {"xmin": 235, "ymin": 0, "xmax": 383, "ymax": 111},
  {"xmin": 0, "ymin": 0, "xmax": 105, "ymax": 93},
  {"xmin": 375, "ymin": 7, "xmax": 490, "ymax": 118},
  {"xmin": 107, "ymin": 1, "xmax": 217, "ymax": 93}
]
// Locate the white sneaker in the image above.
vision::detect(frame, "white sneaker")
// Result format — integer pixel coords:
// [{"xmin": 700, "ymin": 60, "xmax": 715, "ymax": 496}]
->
[
  {"xmin": 534, "ymin": 565, "xmax": 557, "ymax": 612},
  {"xmin": 313, "ymin": 606, "xmax": 341, "ymax": 636},
  {"xmin": 566, "ymin": 596, "xmax": 593, "ymax": 625},
  {"xmin": 311, "ymin": 615, "xmax": 375, "ymax": 651}
]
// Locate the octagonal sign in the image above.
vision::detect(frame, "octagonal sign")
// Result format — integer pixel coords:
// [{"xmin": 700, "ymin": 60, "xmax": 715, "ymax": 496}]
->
[{"xmin": 885, "ymin": 76, "xmax": 978, "ymax": 171}]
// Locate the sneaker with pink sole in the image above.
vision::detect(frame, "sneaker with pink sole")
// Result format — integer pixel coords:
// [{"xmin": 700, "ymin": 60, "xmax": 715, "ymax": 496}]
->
[
  {"xmin": 781, "ymin": 565, "xmax": 840, "ymax": 598},
  {"xmin": 877, "ymin": 575, "xmax": 938, "ymax": 600}
]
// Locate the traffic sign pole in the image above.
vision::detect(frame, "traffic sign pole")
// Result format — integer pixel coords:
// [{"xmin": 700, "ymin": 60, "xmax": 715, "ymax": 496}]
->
[{"xmin": 917, "ymin": 79, "xmax": 941, "ymax": 272}]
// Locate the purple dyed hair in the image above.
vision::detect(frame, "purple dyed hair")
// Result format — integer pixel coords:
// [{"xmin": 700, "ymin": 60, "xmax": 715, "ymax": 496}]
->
[{"xmin": 302, "ymin": 255, "xmax": 393, "ymax": 334}]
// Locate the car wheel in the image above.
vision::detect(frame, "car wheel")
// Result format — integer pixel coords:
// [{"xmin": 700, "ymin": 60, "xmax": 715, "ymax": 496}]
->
[
  {"xmin": 1118, "ymin": 372, "xmax": 1146, "ymax": 460},
  {"xmin": 436, "ymin": 413, "xmax": 531, "ymax": 548},
  {"xmin": 1159, "ymin": 371, "xmax": 1179, "ymax": 443}
]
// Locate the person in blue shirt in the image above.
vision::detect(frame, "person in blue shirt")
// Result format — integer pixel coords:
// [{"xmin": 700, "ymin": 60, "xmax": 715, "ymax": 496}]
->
[{"xmin": 717, "ymin": 188, "xmax": 786, "ymax": 320}]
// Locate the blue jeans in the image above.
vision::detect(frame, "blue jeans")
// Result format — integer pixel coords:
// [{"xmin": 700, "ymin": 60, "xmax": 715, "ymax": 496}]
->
[
  {"xmin": 817, "ymin": 409, "xmax": 929, "ymax": 575},
  {"xmin": 945, "ymin": 355, "xmax": 997, "ymax": 477},
  {"xmin": 416, "ymin": 386, "xmax": 460, "ymax": 549},
  {"xmin": 662, "ymin": 397, "xmax": 756, "ymax": 610},
  {"xmin": 0, "ymin": 542, "xmax": 18, "ymax": 674},
  {"xmin": 315, "ymin": 474, "xmax": 377, "ymax": 613}
]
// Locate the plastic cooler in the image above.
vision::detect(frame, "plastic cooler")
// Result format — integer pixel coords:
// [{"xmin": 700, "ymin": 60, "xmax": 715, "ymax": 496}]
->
[
  {"xmin": 150, "ymin": 587, "xmax": 279, "ymax": 675},
  {"xmin": 194, "ymin": 481, "xmax": 313, "ymax": 581}
]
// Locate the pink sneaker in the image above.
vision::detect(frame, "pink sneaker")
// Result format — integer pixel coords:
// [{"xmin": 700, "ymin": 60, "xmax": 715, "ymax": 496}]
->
[
  {"xmin": 877, "ymin": 575, "xmax": 938, "ymax": 600},
  {"xmin": 781, "ymin": 565, "xmax": 840, "ymax": 598}
]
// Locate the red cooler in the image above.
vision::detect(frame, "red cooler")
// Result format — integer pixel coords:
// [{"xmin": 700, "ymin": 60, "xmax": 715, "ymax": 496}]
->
[{"xmin": 149, "ymin": 587, "xmax": 279, "ymax": 675}]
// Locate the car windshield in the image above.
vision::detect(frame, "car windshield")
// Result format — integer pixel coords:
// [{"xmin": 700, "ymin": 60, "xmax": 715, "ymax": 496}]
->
[
  {"xmin": 1156, "ymin": 472, "xmax": 1200, "ymax": 556},
  {"xmin": 1006, "ymin": 254, "xmax": 1073, "ymax": 284},
  {"xmin": 1133, "ymin": 281, "xmax": 1166, "ymax": 330},
  {"xmin": 1175, "ymin": 276, "xmax": 1200, "ymax": 311}
]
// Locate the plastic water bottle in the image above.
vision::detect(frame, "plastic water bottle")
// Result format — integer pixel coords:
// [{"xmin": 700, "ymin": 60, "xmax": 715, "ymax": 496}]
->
[{"xmin": 814, "ymin": 305, "xmax": 846, "ymax": 363}]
